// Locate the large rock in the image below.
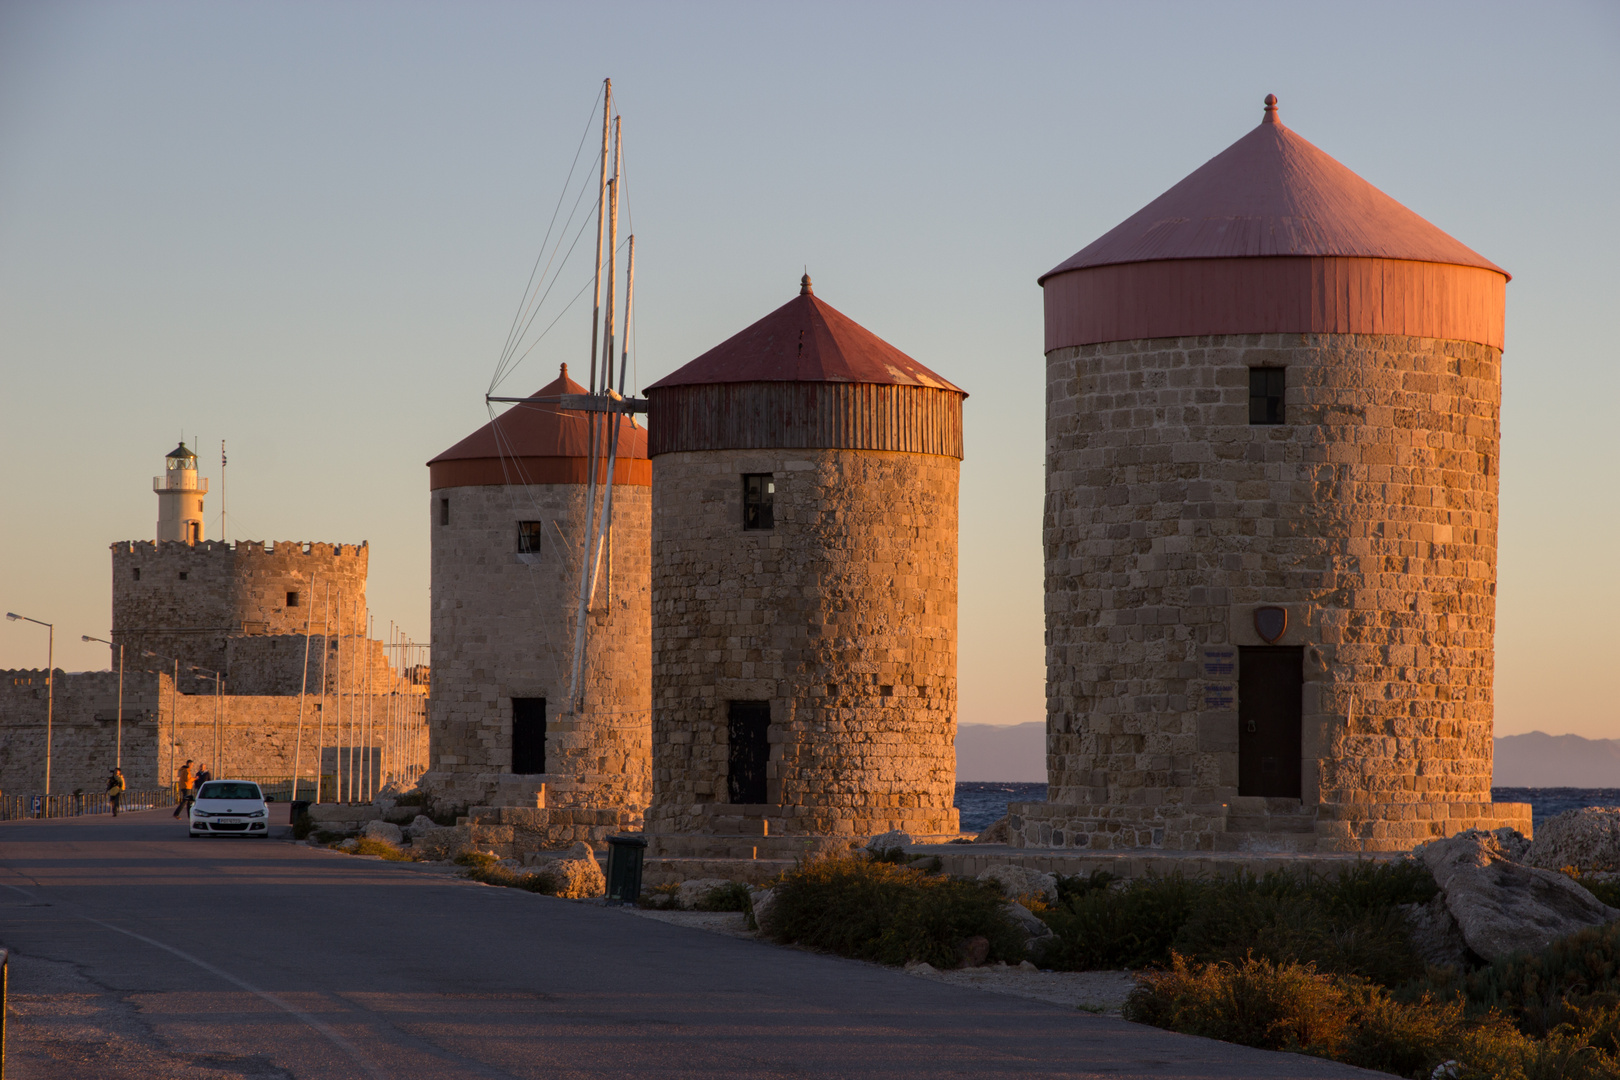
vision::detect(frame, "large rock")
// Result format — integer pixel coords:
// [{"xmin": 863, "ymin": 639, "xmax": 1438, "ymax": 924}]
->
[
  {"xmin": 1001, "ymin": 901, "xmax": 1056, "ymax": 962},
  {"xmin": 865, "ymin": 831, "xmax": 911, "ymax": 857},
  {"xmin": 362, "ymin": 820, "xmax": 403, "ymax": 845},
  {"xmin": 977, "ymin": 864, "xmax": 1059, "ymax": 905},
  {"xmin": 1399, "ymin": 894, "xmax": 1474, "ymax": 970},
  {"xmin": 675, "ymin": 878, "xmax": 734, "ymax": 911},
  {"xmin": 751, "ymin": 888, "xmax": 777, "ymax": 933},
  {"xmin": 1528, "ymin": 808, "xmax": 1620, "ymax": 872},
  {"xmin": 974, "ymin": 816, "xmax": 1013, "ymax": 845},
  {"xmin": 1418, "ymin": 829, "xmax": 1620, "ymax": 961},
  {"xmin": 534, "ymin": 842, "xmax": 605, "ymax": 899}
]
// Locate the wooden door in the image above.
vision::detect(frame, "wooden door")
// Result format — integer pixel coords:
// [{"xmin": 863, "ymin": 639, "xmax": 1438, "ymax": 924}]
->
[
  {"xmin": 1238, "ymin": 647, "xmax": 1302, "ymax": 798},
  {"xmin": 727, "ymin": 701, "xmax": 771, "ymax": 805},
  {"xmin": 511, "ymin": 697, "xmax": 547, "ymax": 775}
]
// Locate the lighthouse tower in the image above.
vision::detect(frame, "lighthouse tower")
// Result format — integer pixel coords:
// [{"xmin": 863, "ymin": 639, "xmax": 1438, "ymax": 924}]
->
[{"xmin": 154, "ymin": 443, "xmax": 207, "ymax": 544}]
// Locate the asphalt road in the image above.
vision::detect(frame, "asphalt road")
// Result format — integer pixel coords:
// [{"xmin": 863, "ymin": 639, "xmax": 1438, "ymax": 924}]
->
[{"xmin": 0, "ymin": 809, "xmax": 1387, "ymax": 1079}]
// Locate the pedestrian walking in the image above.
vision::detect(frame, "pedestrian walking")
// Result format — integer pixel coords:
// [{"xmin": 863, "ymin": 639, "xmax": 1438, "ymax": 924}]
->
[
  {"xmin": 173, "ymin": 760, "xmax": 196, "ymax": 818},
  {"xmin": 106, "ymin": 768, "xmax": 126, "ymax": 817}
]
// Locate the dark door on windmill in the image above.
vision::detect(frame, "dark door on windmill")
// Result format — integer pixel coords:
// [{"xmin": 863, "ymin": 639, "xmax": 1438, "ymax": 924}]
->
[
  {"xmin": 727, "ymin": 700, "xmax": 771, "ymax": 805},
  {"xmin": 1238, "ymin": 647, "xmax": 1302, "ymax": 798},
  {"xmin": 511, "ymin": 697, "xmax": 547, "ymax": 775}
]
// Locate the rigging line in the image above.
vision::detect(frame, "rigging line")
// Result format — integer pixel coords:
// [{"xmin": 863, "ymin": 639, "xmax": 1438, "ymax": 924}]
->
[
  {"xmin": 493, "ymin": 235, "xmax": 634, "ymax": 394},
  {"xmin": 495, "ymin": 159, "xmax": 602, "ymax": 383},
  {"xmin": 493, "ymin": 176, "xmax": 603, "ymax": 391},
  {"xmin": 494, "ymin": 83, "xmax": 604, "ymax": 376},
  {"xmin": 494, "ymin": 184, "xmax": 603, "ymax": 388}
]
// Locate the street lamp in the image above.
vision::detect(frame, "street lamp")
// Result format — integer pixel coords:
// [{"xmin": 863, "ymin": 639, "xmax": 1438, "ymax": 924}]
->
[
  {"xmin": 83, "ymin": 634, "xmax": 124, "ymax": 770},
  {"xmin": 191, "ymin": 665, "xmax": 223, "ymax": 776},
  {"xmin": 8, "ymin": 612, "xmax": 54, "ymax": 796}
]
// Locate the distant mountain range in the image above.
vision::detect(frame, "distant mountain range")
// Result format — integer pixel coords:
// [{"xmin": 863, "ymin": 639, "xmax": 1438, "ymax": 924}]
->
[
  {"xmin": 958, "ymin": 725, "xmax": 1620, "ymax": 788},
  {"xmin": 957, "ymin": 722, "xmax": 1045, "ymax": 782},
  {"xmin": 1494, "ymin": 732, "xmax": 1620, "ymax": 788}
]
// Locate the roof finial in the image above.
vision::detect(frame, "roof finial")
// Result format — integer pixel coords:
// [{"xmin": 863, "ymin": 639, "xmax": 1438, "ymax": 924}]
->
[
  {"xmin": 800, "ymin": 272, "xmax": 813, "ymax": 297},
  {"xmin": 560, "ymin": 362, "xmax": 568, "ymax": 379},
  {"xmin": 1263, "ymin": 93, "xmax": 1279, "ymax": 124}
]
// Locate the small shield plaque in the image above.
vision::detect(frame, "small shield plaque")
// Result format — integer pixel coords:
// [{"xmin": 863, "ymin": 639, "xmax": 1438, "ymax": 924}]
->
[{"xmin": 1254, "ymin": 606, "xmax": 1288, "ymax": 644}]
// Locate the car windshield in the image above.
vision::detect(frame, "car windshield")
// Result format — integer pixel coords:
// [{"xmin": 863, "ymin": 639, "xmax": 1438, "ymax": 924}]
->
[{"xmin": 197, "ymin": 782, "xmax": 261, "ymax": 801}]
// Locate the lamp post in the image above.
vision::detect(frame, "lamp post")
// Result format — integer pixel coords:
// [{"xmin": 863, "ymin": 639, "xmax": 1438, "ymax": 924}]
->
[
  {"xmin": 144, "ymin": 650, "xmax": 180, "ymax": 789},
  {"xmin": 191, "ymin": 666, "xmax": 222, "ymax": 776},
  {"xmin": 82, "ymin": 634, "xmax": 124, "ymax": 770},
  {"xmin": 7, "ymin": 613, "xmax": 54, "ymax": 796}
]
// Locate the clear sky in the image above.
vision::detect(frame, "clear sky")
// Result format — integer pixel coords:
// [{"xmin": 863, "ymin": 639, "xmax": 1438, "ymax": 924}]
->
[{"xmin": 1, "ymin": 1, "xmax": 1615, "ymax": 739}]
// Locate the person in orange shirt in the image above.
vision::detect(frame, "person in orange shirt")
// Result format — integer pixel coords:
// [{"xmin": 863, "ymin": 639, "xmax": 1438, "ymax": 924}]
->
[{"xmin": 172, "ymin": 760, "xmax": 194, "ymax": 819}]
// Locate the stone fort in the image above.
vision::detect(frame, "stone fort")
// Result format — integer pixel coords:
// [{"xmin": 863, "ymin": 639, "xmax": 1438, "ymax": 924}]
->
[{"xmin": 1, "ymin": 443, "xmax": 426, "ymax": 797}]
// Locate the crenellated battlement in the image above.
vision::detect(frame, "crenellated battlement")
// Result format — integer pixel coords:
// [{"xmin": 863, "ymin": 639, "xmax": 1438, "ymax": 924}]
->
[{"xmin": 112, "ymin": 540, "xmax": 368, "ymax": 560}]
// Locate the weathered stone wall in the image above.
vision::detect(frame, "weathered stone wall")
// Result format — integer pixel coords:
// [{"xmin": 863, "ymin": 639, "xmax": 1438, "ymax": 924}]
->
[
  {"xmin": 0, "ymin": 669, "xmax": 428, "ymax": 795},
  {"xmin": 224, "ymin": 633, "xmax": 402, "ymax": 697},
  {"xmin": 1035, "ymin": 331, "xmax": 1512, "ymax": 852},
  {"xmin": 425, "ymin": 482, "xmax": 651, "ymax": 812},
  {"xmin": 0, "ymin": 670, "xmax": 161, "ymax": 792},
  {"xmin": 110, "ymin": 541, "xmax": 369, "ymax": 676},
  {"xmin": 646, "ymin": 448, "xmax": 960, "ymax": 840}
]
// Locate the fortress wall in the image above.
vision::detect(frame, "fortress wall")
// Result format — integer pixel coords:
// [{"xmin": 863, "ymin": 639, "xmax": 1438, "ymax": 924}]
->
[{"xmin": 110, "ymin": 541, "xmax": 369, "ymax": 676}]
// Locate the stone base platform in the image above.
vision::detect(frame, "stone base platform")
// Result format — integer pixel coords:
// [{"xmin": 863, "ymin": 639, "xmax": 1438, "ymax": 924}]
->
[
  {"xmin": 641, "ymin": 857, "xmax": 796, "ymax": 888},
  {"xmin": 466, "ymin": 805, "xmax": 642, "ymax": 859},
  {"xmin": 1006, "ymin": 798, "xmax": 1533, "ymax": 853}
]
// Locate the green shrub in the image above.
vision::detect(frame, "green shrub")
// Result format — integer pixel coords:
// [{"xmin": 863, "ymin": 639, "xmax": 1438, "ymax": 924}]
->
[
  {"xmin": 1038, "ymin": 861, "xmax": 1433, "ymax": 981},
  {"xmin": 694, "ymin": 881, "xmax": 753, "ymax": 912},
  {"xmin": 638, "ymin": 883, "xmax": 680, "ymax": 909},
  {"xmin": 1125, "ymin": 954, "xmax": 1604, "ymax": 1080},
  {"xmin": 1039, "ymin": 873, "xmax": 1203, "ymax": 970},
  {"xmin": 1455, "ymin": 921, "xmax": 1620, "ymax": 1037},
  {"xmin": 1578, "ymin": 879, "xmax": 1620, "ymax": 911},
  {"xmin": 765, "ymin": 856, "xmax": 1022, "ymax": 968}
]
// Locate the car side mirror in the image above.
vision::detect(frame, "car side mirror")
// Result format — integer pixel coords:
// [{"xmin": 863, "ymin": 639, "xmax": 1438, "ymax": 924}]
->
[{"xmin": 264, "ymin": 796, "xmax": 276, "ymax": 802}]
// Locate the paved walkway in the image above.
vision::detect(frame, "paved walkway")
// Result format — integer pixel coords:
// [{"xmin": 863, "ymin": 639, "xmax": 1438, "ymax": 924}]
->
[{"xmin": 0, "ymin": 810, "xmax": 1389, "ymax": 1078}]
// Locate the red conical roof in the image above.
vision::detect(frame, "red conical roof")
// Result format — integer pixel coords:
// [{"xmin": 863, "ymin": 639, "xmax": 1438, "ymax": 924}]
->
[
  {"xmin": 429, "ymin": 364, "xmax": 647, "ymax": 466},
  {"xmin": 648, "ymin": 278, "xmax": 963, "ymax": 393},
  {"xmin": 1040, "ymin": 99, "xmax": 1507, "ymax": 282}
]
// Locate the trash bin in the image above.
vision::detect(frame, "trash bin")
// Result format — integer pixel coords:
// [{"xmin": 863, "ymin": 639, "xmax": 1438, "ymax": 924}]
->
[
  {"xmin": 604, "ymin": 833, "xmax": 648, "ymax": 905},
  {"xmin": 289, "ymin": 799, "xmax": 312, "ymax": 829}
]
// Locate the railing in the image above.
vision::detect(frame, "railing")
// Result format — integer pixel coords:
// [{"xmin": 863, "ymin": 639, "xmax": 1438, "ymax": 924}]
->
[{"xmin": 0, "ymin": 789, "xmax": 174, "ymax": 821}]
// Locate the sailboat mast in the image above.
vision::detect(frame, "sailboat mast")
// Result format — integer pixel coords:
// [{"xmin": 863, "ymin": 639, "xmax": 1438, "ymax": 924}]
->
[
  {"xmin": 588, "ymin": 78, "xmax": 610, "ymax": 394},
  {"xmin": 568, "ymin": 110, "xmax": 621, "ymax": 714}
]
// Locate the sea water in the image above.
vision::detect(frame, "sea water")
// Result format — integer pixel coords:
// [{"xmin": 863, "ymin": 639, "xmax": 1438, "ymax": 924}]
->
[{"xmin": 952, "ymin": 783, "xmax": 1620, "ymax": 835}]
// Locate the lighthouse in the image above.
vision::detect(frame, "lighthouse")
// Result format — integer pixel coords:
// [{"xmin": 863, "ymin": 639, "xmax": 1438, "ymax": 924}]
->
[{"xmin": 154, "ymin": 443, "xmax": 207, "ymax": 544}]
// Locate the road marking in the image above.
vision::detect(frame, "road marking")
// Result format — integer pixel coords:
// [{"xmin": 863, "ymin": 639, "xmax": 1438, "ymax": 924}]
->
[{"xmin": 79, "ymin": 915, "xmax": 389, "ymax": 1080}]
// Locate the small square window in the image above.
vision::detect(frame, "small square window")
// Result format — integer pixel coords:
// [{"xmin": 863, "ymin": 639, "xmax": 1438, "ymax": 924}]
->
[
  {"xmin": 517, "ymin": 521, "xmax": 544, "ymax": 554},
  {"xmin": 286, "ymin": 591, "xmax": 299, "ymax": 608},
  {"xmin": 439, "ymin": 497, "xmax": 450, "ymax": 526},
  {"xmin": 178, "ymin": 571, "xmax": 188, "ymax": 581},
  {"xmin": 743, "ymin": 474, "xmax": 774, "ymax": 530},
  {"xmin": 132, "ymin": 567, "xmax": 141, "ymax": 581},
  {"xmin": 1249, "ymin": 368, "xmax": 1286, "ymax": 425}
]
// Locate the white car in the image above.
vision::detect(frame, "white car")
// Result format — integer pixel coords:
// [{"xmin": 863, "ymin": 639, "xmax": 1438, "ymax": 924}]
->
[{"xmin": 189, "ymin": 780, "xmax": 271, "ymax": 838}]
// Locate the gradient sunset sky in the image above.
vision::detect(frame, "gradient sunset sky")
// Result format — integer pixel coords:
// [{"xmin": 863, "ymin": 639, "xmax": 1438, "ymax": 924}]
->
[{"xmin": 1, "ymin": 1, "xmax": 1615, "ymax": 738}]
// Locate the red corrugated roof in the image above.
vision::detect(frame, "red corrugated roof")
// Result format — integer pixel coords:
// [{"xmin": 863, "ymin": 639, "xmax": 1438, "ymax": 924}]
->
[
  {"xmin": 1041, "ymin": 98, "xmax": 1507, "ymax": 283},
  {"xmin": 648, "ymin": 278, "xmax": 964, "ymax": 393},
  {"xmin": 427, "ymin": 364, "xmax": 647, "ymax": 464}
]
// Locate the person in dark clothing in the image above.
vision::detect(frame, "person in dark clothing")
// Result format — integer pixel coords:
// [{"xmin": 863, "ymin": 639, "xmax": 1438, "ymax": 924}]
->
[
  {"xmin": 173, "ymin": 760, "xmax": 197, "ymax": 818},
  {"xmin": 107, "ymin": 768, "xmax": 126, "ymax": 817}
]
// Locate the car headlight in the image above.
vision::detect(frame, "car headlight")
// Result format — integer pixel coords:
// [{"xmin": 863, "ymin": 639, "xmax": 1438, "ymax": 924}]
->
[
  {"xmin": 250, "ymin": 810, "xmax": 267, "ymax": 818},
  {"xmin": 193, "ymin": 810, "xmax": 214, "ymax": 818}
]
